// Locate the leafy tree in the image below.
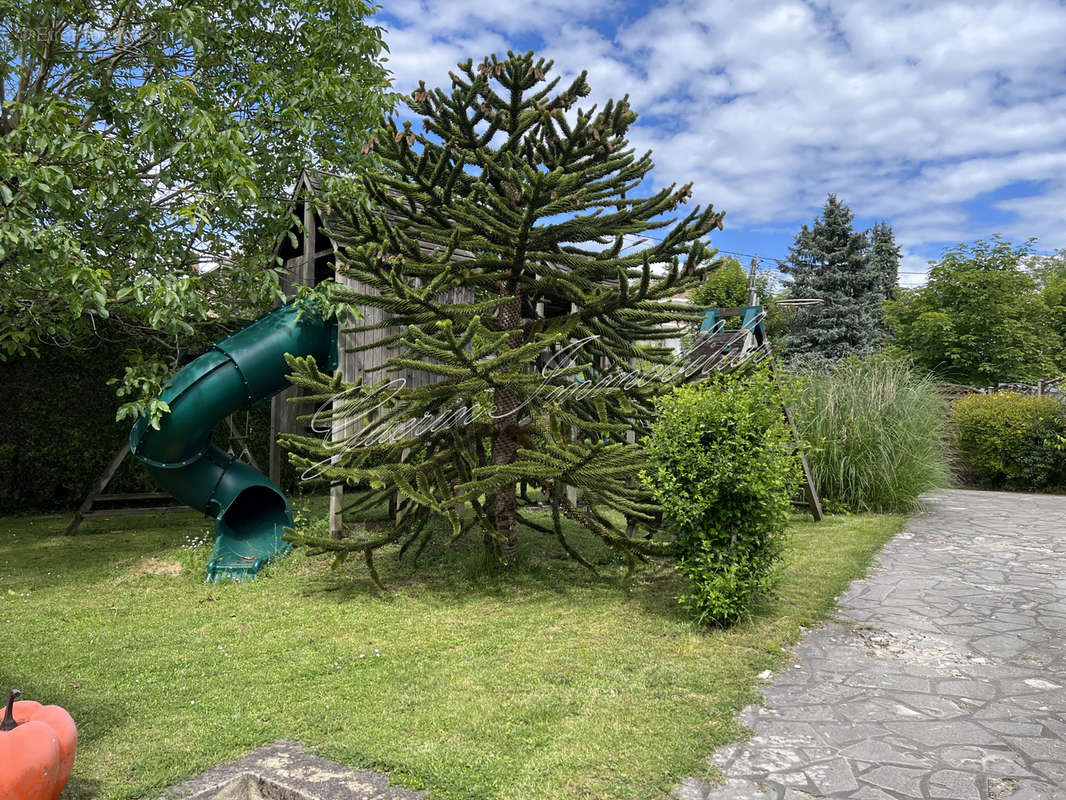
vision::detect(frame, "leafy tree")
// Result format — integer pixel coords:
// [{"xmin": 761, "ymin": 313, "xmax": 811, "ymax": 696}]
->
[
  {"xmin": 283, "ymin": 52, "xmax": 724, "ymax": 572},
  {"xmin": 885, "ymin": 237, "xmax": 1060, "ymax": 385},
  {"xmin": 689, "ymin": 256, "xmax": 747, "ymax": 308},
  {"xmin": 1032, "ymin": 249, "xmax": 1066, "ymax": 369},
  {"xmin": 1, "ymin": 0, "xmax": 393, "ymax": 418},
  {"xmin": 780, "ymin": 194, "xmax": 885, "ymax": 363}
]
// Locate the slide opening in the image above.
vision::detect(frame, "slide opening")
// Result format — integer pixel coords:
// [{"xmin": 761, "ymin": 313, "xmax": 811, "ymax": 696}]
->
[{"xmin": 220, "ymin": 486, "xmax": 288, "ymax": 540}]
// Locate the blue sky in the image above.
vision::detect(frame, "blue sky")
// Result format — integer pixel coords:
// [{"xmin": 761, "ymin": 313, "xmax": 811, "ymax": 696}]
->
[{"xmin": 374, "ymin": 0, "xmax": 1066, "ymax": 287}]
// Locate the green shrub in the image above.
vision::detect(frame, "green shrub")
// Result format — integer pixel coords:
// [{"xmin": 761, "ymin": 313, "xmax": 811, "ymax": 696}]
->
[
  {"xmin": 641, "ymin": 368, "xmax": 800, "ymax": 626},
  {"xmin": 952, "ymin": 392, "xmax": 1066, "ymax": 490},
  {"xmin": 790, "ymin": 358, "xmax": 950, "ymax": 512}
]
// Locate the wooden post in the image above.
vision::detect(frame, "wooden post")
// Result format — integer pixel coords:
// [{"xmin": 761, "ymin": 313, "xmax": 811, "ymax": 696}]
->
[
  {"xmin": 287, "ymin": 195, "xmax": 344, "ymax": 540},
  {"xmin": 746, "ymin": 278, "xmax": 824, "ymax": 522},
  {"xmin": 270, "ymin": 386, "xmax": 303, "ymax": 488},
  {"xmin": 64, "ymin": 444, "xmax": 131, "ymax": 535},
  {"xmin": 269, "ymin": 394, "xmax": 283, "ymax": 486},
  {"xmin": 301, "ymin": 188, "xmax": 316, "ymax": 284},
  {"xmin": 329, "ymin": 484, "xmax": 345, "ymax": 537},
  {"xmin": 329, "ymin": 326, "xmax": 349, "ymax": 539},
  {"xmin": 625, "ymin": 408, "xmax": 637, "ymax": 537},
  {"xmin": 746, "ymin": 257, "xmax": 759, "ymax": 307},
  {"xmin": 270, "ymin": 178, "xmax": 318, "ymax": 488},
  {"xmin": 328, "ymin": 402, "xmax": 345, "ymax": 540},
  {"xmin": 782, "ymin": 403, "xmax": 825, "ymax": 521},
  {"xmin": 566, "ymin": 301, "xmax": 579, "ymax": 506}
]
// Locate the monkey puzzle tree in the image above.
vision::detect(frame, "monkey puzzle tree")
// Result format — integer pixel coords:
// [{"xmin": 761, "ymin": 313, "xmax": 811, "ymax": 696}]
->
[{"xmin": 283, "ymin": 52, "xmax": 726, "ymax": 574}]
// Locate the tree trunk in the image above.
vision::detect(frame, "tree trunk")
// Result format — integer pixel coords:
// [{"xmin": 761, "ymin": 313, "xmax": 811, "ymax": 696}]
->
[{"xmin": 489, "ymin": 288, "xmax": 521, "ymax": 563}]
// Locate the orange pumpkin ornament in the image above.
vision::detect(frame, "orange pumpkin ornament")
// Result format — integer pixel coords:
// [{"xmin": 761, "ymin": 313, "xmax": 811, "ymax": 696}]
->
[{"xmin": 0, "ymin": 690, "xmax": 77, "ymax": 800}]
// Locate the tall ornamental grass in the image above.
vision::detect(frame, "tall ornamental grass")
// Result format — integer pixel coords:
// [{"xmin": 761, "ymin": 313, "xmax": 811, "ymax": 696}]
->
[{"xmin": 791, "ymin": 358, "xmax": 951, "ymax": 512}]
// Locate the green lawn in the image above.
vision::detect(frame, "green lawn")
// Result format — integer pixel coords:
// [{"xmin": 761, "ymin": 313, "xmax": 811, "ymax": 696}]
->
[{"xmin": 0, "ymin": 498, "xmax": 904, "ymax": 799}]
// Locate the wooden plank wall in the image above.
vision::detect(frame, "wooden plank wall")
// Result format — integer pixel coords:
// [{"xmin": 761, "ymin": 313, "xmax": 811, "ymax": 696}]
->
[
  {"xmin": 269, "ymin": 190, "xmax": 473, "ymax": 536},
  {"xmin": 269, "ymin": 196, "xmax": 315, "ymax": 487}
]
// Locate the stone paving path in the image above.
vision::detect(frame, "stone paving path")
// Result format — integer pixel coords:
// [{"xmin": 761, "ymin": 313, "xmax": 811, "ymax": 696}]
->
[{"xmin": 679, "ymin": 489, "xmax": 1066, "ymax": 800}]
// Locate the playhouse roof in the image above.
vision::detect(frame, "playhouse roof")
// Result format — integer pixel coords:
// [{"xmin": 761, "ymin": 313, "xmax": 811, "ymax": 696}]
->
[{"xmin": 283, "ymin": 168, "xmax": 475, "ymax": 264}]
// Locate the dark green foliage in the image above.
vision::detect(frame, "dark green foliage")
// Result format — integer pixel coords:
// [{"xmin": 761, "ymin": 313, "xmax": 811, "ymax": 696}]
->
[
  {"xmin": 282, "ymin": 52, "xmax": 725, "ymax": 572},
  {"xmin": 952, "ymin": 393, "xmax": 1066, "ymax": 490},
  {"xmin": 1033, "ymin": 249, "xmax": 1066, "ymax": 368},
  {"xmin": 0, "ymin": 330, "xmax": 273, "ymax": 514},
  {"xmin": 790, "ymin": 358, "xmax": 951, "ymax": 512},
  {"xmin": 780, "ymin": 195, "xmax": 888, "ymax": 364},
  {"xmin": 869, "ymin": 221, "xmax": 901, "ymax": 302},
  {"xmin": 0, "ymin": 337, "xmax": 152, "ymax": 513},
  {"xmin": 640, "ymin": 369, "xmax": 800, "ymax": 626},
  {"xmin": 886, "ymin": 238, "xmax": 1060, "ymax": 385}
]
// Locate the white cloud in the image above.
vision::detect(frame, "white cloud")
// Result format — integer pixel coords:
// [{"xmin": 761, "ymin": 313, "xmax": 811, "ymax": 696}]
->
[
  {"xmin": 375, "ymin": 0, "xmax": 1066, "ymax": 257},
  {"xmin": 996, "ymin": 185, "xmax": 1066, "ymax": 250},
  {"xmin": 898, "ymin": 252, "xmax": 935, "ymax": 288}
]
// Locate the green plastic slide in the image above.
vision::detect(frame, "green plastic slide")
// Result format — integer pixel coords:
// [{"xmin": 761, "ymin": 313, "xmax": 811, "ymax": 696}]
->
[{"xmin": 130, "ymin": 303, "xmax": 337, "ymax": 581}]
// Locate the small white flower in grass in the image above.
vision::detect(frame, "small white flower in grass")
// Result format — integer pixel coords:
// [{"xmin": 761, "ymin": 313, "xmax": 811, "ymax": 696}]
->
[{"xmin": 359, "ymin": 653, "xmax": 365, "ymax": 658}]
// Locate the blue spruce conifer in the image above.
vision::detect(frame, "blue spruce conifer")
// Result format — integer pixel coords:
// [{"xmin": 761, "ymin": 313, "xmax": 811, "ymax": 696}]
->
[{"xmin": 781, "ymin": 194, "xmax": 885, "ymax": 363}]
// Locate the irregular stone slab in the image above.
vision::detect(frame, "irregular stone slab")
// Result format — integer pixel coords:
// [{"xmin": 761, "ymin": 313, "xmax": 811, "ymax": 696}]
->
[
  {"xmin": 158, "ymin": 741, "xmax": 424, "ymax": 800},
  {"xmin": 861, "ymin": 764, "xmax": 927, "ymax": 797},
  {"xmin": 803, "ymin": 757, "xmax": 858, "ymax": 794},
  {"xmin": 681, "ymin": 490, "xmax": 1066, "ymax": 799},
  {"xmin": 929, "ymin": 769, "xmax": 980, "ymax": 799}
]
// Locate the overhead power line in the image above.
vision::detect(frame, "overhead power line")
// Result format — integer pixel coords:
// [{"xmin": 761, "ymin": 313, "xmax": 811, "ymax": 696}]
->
[{"xmin": 622, "ymin": 233, "xmax": 934, "ymax": 276}]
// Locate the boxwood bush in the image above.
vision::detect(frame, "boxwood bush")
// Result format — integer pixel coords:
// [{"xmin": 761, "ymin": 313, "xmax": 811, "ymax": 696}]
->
[
  {"xmin": 641, "ymin": 368, "xmax": 800, "ymax": 626},
  {"xmin": 952, "ymin": 392, "xmax": 1066, "ymax": 490}
]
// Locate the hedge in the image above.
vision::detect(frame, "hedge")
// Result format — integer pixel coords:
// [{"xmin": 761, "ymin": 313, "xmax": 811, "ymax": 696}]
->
[
  {"xmin": 952, "ymin": 392, "xmax": 1066, "ymax": 491},
  {"xmin": 0, "ymin": 331, "xmax": 273, "ymax": 514}
]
